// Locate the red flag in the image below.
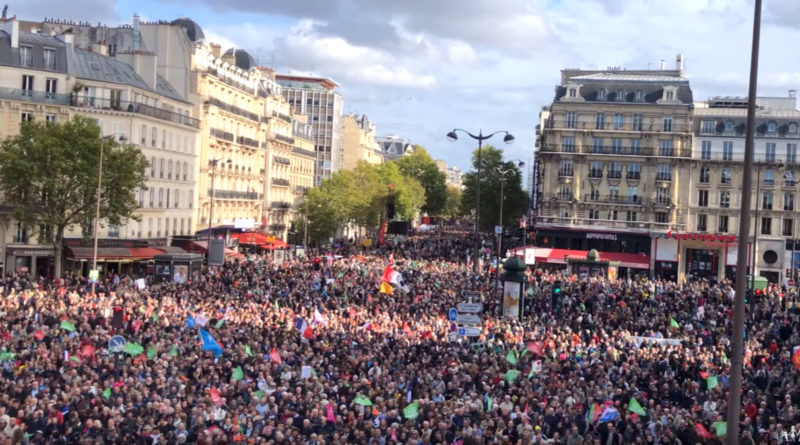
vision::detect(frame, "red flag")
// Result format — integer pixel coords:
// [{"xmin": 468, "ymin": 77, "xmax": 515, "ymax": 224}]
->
[
  {"xmin": 699, "ymin": 371, "xmax": 709, "ymax": 379},
  {"xmin": 303, "ymin": 326, "xmax": 314, "ymax": 339},
  {"xmin": 695, "ymin": 423, "xmax": 712, "ymax": 440},
  {"xmin": 792, "ymin": 347, "xmax": 800, "ymax": 369},
  {"xmin": 402, "ymin": 322, "xmax": 413, "ymax": 335},
  {"xmin": 80, "ymin": 344, "xmax": 96, "ymax": 358},
  {"xmin": 270, "ymin": 348, "xmax": 282, "ymax": 364},
  {"xmin": 33, "ymin": 330, "xmax": 44, "ymax": 341},
  {"xmin": 209, "ymin": 387, "xmax": 222, "ymax": 405},
  {"xmin": 58, "ymin": 287, "xmax": 66, "ymax": 298},
  {"xmin": 527, "ymin": 342, "xmax": 543, "ymax": 356},
  {"xmin": 382, "ymin": 266, "xmax": 394, "ymax": 283}
]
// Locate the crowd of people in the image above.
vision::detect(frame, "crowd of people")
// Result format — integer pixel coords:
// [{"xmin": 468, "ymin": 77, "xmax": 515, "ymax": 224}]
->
[{"xmin": 1, "ymin": 234, "xmax": 800, "ymax": 444}]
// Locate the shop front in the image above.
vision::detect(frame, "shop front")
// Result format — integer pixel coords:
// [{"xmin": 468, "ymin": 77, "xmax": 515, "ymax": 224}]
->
[
  {"xmin": 535, "ymin": 228, "xmax": 651, "ymax": 255},
  {"xmin": 653, "ymin": 231, "xmax": 742, "ymax": 283},
  {"xmin": 5, "ymin": 245, "xmax": 55, "ymax": 278}
]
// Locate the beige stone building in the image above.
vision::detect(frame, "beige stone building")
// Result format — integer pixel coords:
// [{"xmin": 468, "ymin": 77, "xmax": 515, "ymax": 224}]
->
[
  {"xmin": 534, "ymin": 61, "xmax": 693, "ymax": 275},
  {"xmin": 341, "ymin": 114, "xmax": 383, "ymax": 170}
]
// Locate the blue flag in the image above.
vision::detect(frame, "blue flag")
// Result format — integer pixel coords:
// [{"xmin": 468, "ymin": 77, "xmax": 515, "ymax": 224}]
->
[
  {"xmin": 199, "ymin": 329, "xmax": 222, "ymax": 357},
  {"xmin": 187, "ymin": 315, "xmax": 195, "ymax": 329}
]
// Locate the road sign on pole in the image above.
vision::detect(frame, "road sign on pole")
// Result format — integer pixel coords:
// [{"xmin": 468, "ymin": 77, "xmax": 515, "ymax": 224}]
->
[
  {"xmin": 448, "ymin": 308, "xmax": 458, "ymax": 322},
  {"xmin": 456, "ymin": 313, "xmax": 482, "ymax": 325},
  {"xmin": 457, "ymin": 302, "xmax": 483, "ymax": 313},
  {"xmin": 457, "ymin": 326, "xmax": 481, "ymax": 337},
  {"xmin": 108, "ymin": 335, "xmax": 126, "ymax": 353},
  {"xmin": 494, "ymin": 225, "xmax": 503, "ymax": 235}
]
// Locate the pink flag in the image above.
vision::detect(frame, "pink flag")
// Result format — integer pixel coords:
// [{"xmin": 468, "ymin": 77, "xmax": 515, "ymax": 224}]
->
[
  {"xmin": 270, "ymin": 348, "xmax": 282, "ymax": 364},
  {"xmin": 326, "ymin": 403, "xmax": 336, "ymax": 422}
]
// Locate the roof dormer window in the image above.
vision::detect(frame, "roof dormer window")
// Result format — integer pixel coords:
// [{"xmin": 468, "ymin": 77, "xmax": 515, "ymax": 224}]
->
[
  {"xmin": 635, "ymin": 90, "xmax": 643, "ymax": 101},
  {"xmin": 617, "ymin": 90, "xmax": 627, "ymax": 102},
  {"xmin": 598, "ymin": 88, "xmax": 607, "ymax": 100},
  {"xmin": 569, "ymin": 88, "xmax": 577, "ymax": 98},
  {"xmin": 665, "ymin": 90, "xmax": 674, "ymax": 101},
  {"xmin": 725, "ymin": 120, "xmax": 734, "ymax": 132},
  {"xmin": 768, "ymin": 121, "xmax": 777, "ymax": 133}
]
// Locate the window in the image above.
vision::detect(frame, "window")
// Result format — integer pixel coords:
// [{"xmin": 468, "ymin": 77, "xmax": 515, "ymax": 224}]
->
[
  {"xmin": 558, "ymin": 185, "xmax": 572, "ymax": 201},
  {"xmin": 166, "ymin": 189, "xmax": 170, "ymax": 209},
  {"xmin": 110, "ymin": 90, "xmax": 121, "ymax": 110},
  {"xmin": 699, "ymin": 166, "xmax": 710, "ymax": 183},
  {"xmin": 141, "ymin": 125, "xmax": 147, "ymax": 145},
  {"xmin": 786, "ymin": 171, "xmax": 795, "ymax": 186},
  {"xmin": 20, "ymin": 111, "xmax": 33, "ymax": 122},
  {"xmin": 761, "ymin": 217, "xmax": 772, "ymax": 235},
  {"xmin": 568, "ymin": 88, "xmax": 577, "ymax": 98},
  {"xmin": 766, "ymin": 143, "xmax": 776, "ymax": 162},
  {"xmin": 588, "ymin": 209, "xmax": 600, "ymax": 219},
  {"xmin": 592, "ymin": 138, "xmax": 603, "ymax": 153},
  {"xmin": 720, "ymin": 191, "xmax": 731, "ymax": 208},
  {"xmin": 598, "ymin": 89, "xmax": 607, "ymax": 100},
  {"xmin": 784, "ymin": 219, "xmax": 794, "ymax": 237},
  {"xmin": 630, "ymin": 139, "xmax": 641, "ymax": 155},
  {"xmin": 701, "ymin": 141, "xmax": 711, "ymax": 160},
  {"xmin": 725, "ymin": 121, "xmax": 734, "ymax": 132},
  {"xmin": 21, "ymin": 75, "xmax": 33, "ymax": 96},
  {"xmin": 785, "ymin": 193, "xmax": 794, "ymax": 211},
  {"xmin": 158, "ymin": 188, "xmax": 164, "ymax": 208},
  {"xmin": 698, "ymin": 190, "xmax": 709, "ymax": 207},
  {"xmin": 150, "ymin": 156, "xmax": 156, "ymax": 178},
  {"xmin": 626, "ymin": 211, "xmax": 637, "ymax": 222},
  {"xmin": 608, "ymin": 162, "xmax": 622, "ymax": 179},
  {"xmin": 659, "ymin": 140, "xmax": 673, "ymax": 156},
  {"xmin": 762, "ymin": 191, "xmax": 773, "ymax": 210},
  {"xmin": 632, "ymin": 114, "xmax": 643, "ymax": 131},
  {"xmin": 627, "ymin": 163, "xmax": 641, "ymax": 179},
  {"xmin": 162, "ymin": 129, "xmax": 166, "ymax": 149},
  {"xmin": 608, "ymin": 186, "xmax": 620, "ymax": 200},
  {"xmin": 764, "ymin": 169, "xmax": 774, "ymax": 186},
  {"xmin": 19, "ymin": 46, "xmax": 32, "ymax": 67},
  {"xmin": 149, "ymin": 189, "xmax": 154, "ymax": 207},
  {"xmin": 721, "ymin": 168, "xmax": 732, "ymax": 184},
  {"xmin": 663, "ymin": 115, "xmax": 673, "ymax": 132},
  {"xmin": 183, "ymin": 162, "xmax": 188, "ymax": 181},
  {"xmin": 768, "ymin": 122, "xmax": 777, "ymax": 133},
  {"xmin": 608, "ymin": 210, "xmax": 618, "ymax": 220},
  {"xmin": 160, "ymin": 158, "xmax": 165, "ymax": 179},
  {"xmin": 627, "ymin": 186, "xmax": 639, "ymax": 203},
  {"xmin": 719, "ymin": 215, "xmax": 729, "ymax": 232},
  {"xmin": 656, "ymin": 164, "xmax": 671, "ymax": 181},
  {"xmin": 791, "ymin": 123, "xmax": 799, "ymax": 134},
  {"xmin": 789, "ymin": 144, "xmax": 798, "ymax": 163},
  {"xmin": 723, "ymin": 141, "xmax": 733, "ymax": 160},
  {"xmin": 655, "ymin": 212, "xmax": 668, "ymax": 224},
  {"xmin": 656, "ymin": 188, "xmax": 670, "ymax": 205},
  {"xmin": 565, "ymin": 112, "xmax": 577, "ymax": 128},
  {"xmin": 562, "ymin": 136, "xmax": 576, "ymax": 153},
  {"xmin": 45, "ymin": 114, "xmax": 56, "ymax": 124},
  {"xmin": 45, "ymin": 78, "xmax": 57, "ymax": 98},
  {"xmin": 559, "ymin": 160, "xmax": 573, "ymax": 177},
  {"xmin": 616, "ymin": 91, "xmax": 626, "ymax": 102},
  {"xmin": 168, "ymin": 160, "xmax": 173, "ymax": 180},
  {"xmin": 151, "ymin": 127, "xmax": 157, "ymax": 147},
  {"xmin": 701, "ymin": 121, "xmax": 715, "ymax": 134},
  {"xmin": 589, "ymin": 161, "xmax": 603, "ymax": 178},
  {"xmin": 613, "ymin": 114, "xmax": 624, "ymax": 130},
  {"xmin": 611, "ymin": 138, "xmax": 623, "ymax": 154},
  {"xmin": 590, "ymin": 186, "xmax": 600, "ymax": 200},
  {"xmin": 696, "ymin": 214, "xmax": 707, "ymax": 231},
  {"xmin": 174, "ymin": 189, "xmax": 179, "ymax": 208},
  {"xmin": 635, "ymin": 90, "xmax": 643, "ymax": 101},
  {"xmin": 665, "ymin": 90, "xmax": 674, "ymax": 101},
  {"xmin": 595, "ymin": 113, "xmax": 605, "ymax": 130}
]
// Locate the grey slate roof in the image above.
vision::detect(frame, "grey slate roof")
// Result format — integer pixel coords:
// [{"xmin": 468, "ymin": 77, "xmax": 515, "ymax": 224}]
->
[
  {"xmin": 0, "ymin": 30, "xmax": 69, "ymax": 72},
  {"xmin": 69, "ymin": 47, "xmax": 151, "ymax": 90},
  {"xmin": 554, "ymin": 71, "xmax": 693, "ymax": 105},
  {"xmin": 156, "ymin": 74, "xmax": 188, "ymax": 103}
]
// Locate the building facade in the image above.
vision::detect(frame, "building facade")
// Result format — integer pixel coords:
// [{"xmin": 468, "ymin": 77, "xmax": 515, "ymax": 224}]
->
[
  {"xmin": 676, "ymin": 93, "xmax": 800, "ymax": 283},
  {"xmin": 290, "ymin": 116, "xmax": 315, "ymax": 236},
  {"xmin": 377, "ymin": 135, "xmax": 414, "ymax": 161},
  {"xmin": 535, "ymin": 62, "xmax": 693, "ymax": 274},
  {"xmin": 342, "ymin": 114, "xmax": 383, "ymax": 170},
  {"xmin": 0, "ymin": 18, "xmax": 199, "ymax": 276},
  {"xmin": 276, "ymin": 74, "xmax": 344, "ymax": 186}
]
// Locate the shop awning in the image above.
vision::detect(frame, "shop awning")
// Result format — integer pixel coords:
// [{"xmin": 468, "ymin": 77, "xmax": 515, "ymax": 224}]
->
[
  {"xmin": 187, "ymin": 241, "xmax": 245, "ymax": 260},
  {"xmin": 267, "ymin": 239, "xmax": 289, "ymax": 249},
  {"xmin": 67, "ymin": 247, "xmax": 167, "ymax": 261},
  {"xmin": 232, "ymin": 232, "xmax": 271, "ymax": 246},
  {"xmin": 519, "ymin": 247, "xmax": 650, "ymax": 270}
]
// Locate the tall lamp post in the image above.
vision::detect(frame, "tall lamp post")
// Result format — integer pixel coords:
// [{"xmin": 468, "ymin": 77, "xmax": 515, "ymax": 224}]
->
[
  {"xmin": 728, "ymin": 0, "xmax": 762, "ymax": 442},
  {"xmin": 447, "ymin": 129, "xmax": 515, "ymax": 274},
  {"xmin": 91, "ymin": 135, "xmax": 126, "ymax": 295},
  {"xmin": 494, "ymin": 161, "xmax": 524, "ymax": 287},
  {"xmin": 207, "ymin": 158, "xmax": 231, "ymax": 249}
]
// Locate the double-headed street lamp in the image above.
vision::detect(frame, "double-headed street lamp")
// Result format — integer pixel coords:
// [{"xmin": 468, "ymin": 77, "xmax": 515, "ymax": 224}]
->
[
  {"xmin": 207, "ymin": 158, "xmax": 232, "ymax": 249},
  {"xmin": 91, "ymin": 134, "xmax": 126, "ymax": 296},
  {"xmin": 446, "ymin": 129, "xmax": 515, "ymax": 274},
  {"xmin": 494, "ymin": 160, "xmax": 524, "ymax": 286}
]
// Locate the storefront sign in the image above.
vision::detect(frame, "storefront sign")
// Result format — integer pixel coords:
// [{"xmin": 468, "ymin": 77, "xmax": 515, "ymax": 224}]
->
[
  {"xmin": 666, "ymin": 231, "xmax": 736, "ymax": 243},
  {"xmin": 586, "ymin": 233, "xmax": 617, "ymax": 241},
  {"xmin": 9, "ymin": 249, "xmax": 55, "ymax": 257}
]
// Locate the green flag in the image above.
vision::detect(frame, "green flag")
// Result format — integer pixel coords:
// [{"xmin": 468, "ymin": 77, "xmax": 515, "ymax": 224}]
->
[
  {"xmin": 215, "ymin": 319, "xmax": 225, "ymax": 329},
  {"xmin": 506, "ymin": 350, "xmax": 518, "ymax": 365},
  {"xmin": 528, "ymin": 366, "xmax": 535, "ymax": 379},
  {"xmin": 337, "ymin": 272, "xmax": 345, "ymax": 279},
  {"xmin": 169, "ymin": 345, "xmax": 179, "ymax": 357},
  {"xmin": 60, "ymin": 321, "xmax": 76, "ymax": 332},
  {"xmin": 146, "ymin": 347, "xmax": 157, "ymax": 359},
  {"xmin": 361, "ymin": 268, "xmax": 368, "ymax": 277},
  {"xmin": 504, "ymin": 369, "xmax": 519, "ymax": 383},
  {"xmin": 245, "ymin": 345, "xmax": 253, "ymax": 357},
  {"xmin": 721, "ymin": 352, "xmax": 728, "ymax": 364},
  {"xmin": 354, "ymin": 394, "xmax": 373, "ymax": 406},
  {"xmin": 707, "ymin": 375, "xmax": 718, "ymax": 390},
  {"xmin": 253, "ymin": 390, "xmax": 265, "ymax": 400},
  {"xmin": 103, "ymin": 388, "xmax": 112, "ymax": 399},
  {"xmin": 0, "ymin": 352, "xmax": 15, "ymax": 361},
  {"xmin": 232, "ymin": 366, "xmax": 244, "ymax": 381},
  {"xmin": 712, "ymin": 421, "xmax": 727, "ymax": 437},
  {"xmin": 670, "ymin": 318, "xmax": 680, "ymax": 329},
  {"xmin": 69, "ymin": 356, "xmax": 80, "ymax": 363},
  {"xmin": 274, "ymin": 300, "xmax": 279, "ymax": 310},
  {"xmin": 123, "ymin": 343, "xmax": 144, "ymax": 356},
  {"xmin": 627, "ymin": 397, "xmax": 647, "ymax": 416},
  {"xmin": 152, "ymin": 313, "xmax": 158, "ymax": 323},
  {"xmin": 486, "ymin": 396, "xmax": 493, "ymax": 412},
  {"xmin": 403, "ymin": 401, "xmax": 420, "ymax": 420}
]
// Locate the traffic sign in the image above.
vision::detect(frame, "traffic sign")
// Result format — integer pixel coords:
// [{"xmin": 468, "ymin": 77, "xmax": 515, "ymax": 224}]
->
[
  {"xmin": 456, "ymin": 313, "xmax": 482, "ymax": 325},
  {"xmin": 450, "ymin": 322, "xmax": 457, "ymax": 332},
  {"xmin": 89, "ymin": 269, "xmax": 99, "ymax": 284},
  {"xmin": 494, "ymin": 225, "xmax": 503, "ymax": 235},
  {"xmin": 448, "ymin": 308, "xmax": 458, "ymax": 322},
  {"xmin": 108, "ymin": 335, "xmax": 126, "ymax": 353},
  {"xmin": 463, "ymin": 291, "xmax": 480, "ymax": 301},
  {"xmin": 448, "ymin": 332, "xmax": 458, "ymax": 342},
  {"xmin": 457, "ymin": 302, "xmax": 483, "ymax": 313},
  {"xmin": 457, "ymin": 326, "xmax": 481, "ymax": 337}
]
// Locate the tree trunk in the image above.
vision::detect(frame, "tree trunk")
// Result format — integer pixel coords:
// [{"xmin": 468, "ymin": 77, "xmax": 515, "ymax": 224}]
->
[{"xmin": 53, "ymin": 226, "xmax": 65, "ymax": 278}]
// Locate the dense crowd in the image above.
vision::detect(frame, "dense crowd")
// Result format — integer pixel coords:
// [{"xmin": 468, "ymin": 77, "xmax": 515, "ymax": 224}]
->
[{"xmin": 1, "ymin": 235, "xmax": 800, "ymax": 445}]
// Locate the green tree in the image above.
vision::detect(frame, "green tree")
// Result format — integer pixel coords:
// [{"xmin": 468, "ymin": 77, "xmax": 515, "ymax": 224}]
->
[
  {"xmin": 0, "ymin": 116, "xmax": 148, "ymax": 276},
  {"xmin": 377, "ymin": 161, "xmax": 426, "ymax": 220},
  {"xmin": 442, "ymin": 186, "xmax": 463, "ymax": 219},
  {"xmin": 295, "ymin": 187, "xmax": 340, "ymax": 245},
  {"xmin": 393, "ymin": 146, "xmax": 447, "ymax": 215},
  {"xmin": 461, "ymin": 145, "xmax": 527, "ymax": 232}
]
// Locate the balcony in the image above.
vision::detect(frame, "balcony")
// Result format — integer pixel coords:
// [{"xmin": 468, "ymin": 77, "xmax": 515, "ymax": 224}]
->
[
  {"xmin": 588, "ymin": 169, "xmax": 603, "ymax": 179},
  {"xmin": 542, "ymin": 119, "xmax": 693, "ymax": 133},
  {"xmin": 293, "ymin": 147, "xmax": 316, "ymax": 158},
  {"xmin": 272, "ymin": 178, "xmax": 291, "ymax": 187},
  {"xmin": 654, "ymin": 198, "xmax": 672, "ymax": 207},
  {"xmin": 270, "ymin": 201, "xmax": 292, "ymax": 209},
  {"xmin": 607, "ymin": 171, "xmax": 622, "ymax": 179},
  {"xmin": 2, "ymin": 87, "xmax": 70, "ymax": 105},
  {"xmin": 205, "ymin": 97, "xmax": 260, "ymax": 122},
  {"xmin": 535, "ymin": 215, "xmax": 680, "ymax": 232},
  {"xmin": 273, "ymin": 156, "xmax": 291, "ymax": 166},
  {"xmin": 557, "ymin": 169, "xmax": 574, "ymax": 177},
  {"xmin": 626, "ymin": 171, "xmax": 641, "ymax": 180},
  {"xmin": 237, "ymin": 136, "xmax": 260, "ymax": 149},
  {"xmin": 210, "ymin": 128, "xmax": 234, "ymax": 142},
  {"xmin": 261, "ymin": 116, "xmax": 270, "ymax": 124},
  {"xmin": 203, "ymin": 67, "xmax": 255, "ymax": 94},
  {"xmin": 584, "ymin": 194, "xmax": 642, "ymax": 205},
  {"xmin": 655, "ymin": 173, "xmax": 672, "ymax": 182},
  {"xmin": 274, "ymin": 134, "xmax": 295, "ymax": 145},
  {"xmin": 209, "ymin": 189, "xmax": 262, "ymax": 200},
  {"xmin": 272, "ymin": 111, "xmax": 292, "ymax": 123},
  {"xmin": 66, "ymin": 95, "xmax": 201, "ymax": 128},
  {"xmin": 540, "ymin": 143, "xmax": 691, "ymax": 158}
]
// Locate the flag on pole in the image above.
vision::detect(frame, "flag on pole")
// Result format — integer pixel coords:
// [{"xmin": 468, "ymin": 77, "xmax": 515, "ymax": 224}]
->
[
  {"xmin": 269, "ymin": 348, "xmax": 282, "ymax": 364},
  {"xmin": 354, "ymin": 394, "xmax": 373, "ymax": 406},
  {"xmin": 792, "ymin": 346, "xmax": 800, "ymax": 369},
  {"xmin": 199, "ymin": 329, "xmax": 223, "ymax": 357},
  {"xmin": 628, "ymin": 397, "xmax": 647, "ymax": 416},
  {"xmin": 186, "ymin": 315, "xmax": 195, "ymax": 329},
  {"xmin": 379, "ymin": 282, "xmax": 394, "ymax": 294},
  {"xmin": 598, "ymin": 406, "xmax": 620, "ymax": 423},
  {"xmin": 670, "ymin": 318, "xmax": 680, "ymax": 329},
  {"xmin": 695, "ymin": 423, "xmax": 712, "ymax": 440},
  {"xmin": 103, "ymin": 388, "xmax": 112, "ymax": 399},
  {"xmin": 313, "ymin": 308, "xmax": 327, "ymax": 325},
  {"xmin": 707, "ymin": 375, "xmax": 718, "ymax": 390},
  {"xmin": 403, "ymin": 401, "xmax": 420, "ymax": 420},
  {"xmin": 506, "ymin": 350, "xmax": 518, "ymax": 365},
  {"xmin": 232, "ymin": 366, "xmax": 244, "ymax": 381},
  {"xmin": 245, "ymin": 345, "xmax": 253, "ymax": 357},
  {"xmin": 60, "ymin": 321, "xmax": 76, "ymax": 332},
  {"xmin": 504, "ymin": 369, "xmax": 519, "ymax": 383},
  {"xmin": 712, "ymin": 421, "xmax": 727, "ymax": 437}
]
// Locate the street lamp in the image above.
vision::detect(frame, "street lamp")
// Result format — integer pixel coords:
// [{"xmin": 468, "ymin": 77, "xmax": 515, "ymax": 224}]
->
[
  {"xmin": 207, "ymin": 158, "xmax": 232, "ymax": 249},
  {"xmin": 494, "ymin": 160, "xmax": 524, "ymax": 287},
  {"xmin": 446, "ymin": 129, "xmax": 515, "ymax": 274},
  {"xmin": 91, "ymin": 134, "xmax": 126, "ymax": 295}
]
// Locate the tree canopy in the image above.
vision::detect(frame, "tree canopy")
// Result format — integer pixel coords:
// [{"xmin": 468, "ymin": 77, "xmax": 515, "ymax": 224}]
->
[
  {"xmin": 460, "ymin": 145, "xmax": 527, "ymax": 232},
  {"xmin": 393, "ymin": 146, "xmax": 447, "ymax": 215},
  {"xmin": 0, "ymin": 116, "xmax": 149, "ymax": 275}
]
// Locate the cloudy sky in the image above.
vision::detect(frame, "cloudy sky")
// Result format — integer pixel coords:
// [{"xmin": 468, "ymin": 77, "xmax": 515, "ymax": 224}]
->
[{"xmin": 14, "ymin": 0, "xmax": 800, "ymax": 173}]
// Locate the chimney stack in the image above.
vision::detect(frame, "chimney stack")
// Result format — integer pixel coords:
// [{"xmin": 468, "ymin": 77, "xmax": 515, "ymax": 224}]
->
[
  {"xmin": 132, "ymin": 14, "xmax": 140, "ymax": 52},
  {"xmin": 789, "ymin": 89, "xmax": 796, "ymax": 98},
  {"xmin": 659, "ymin": 59, "xmax": 665, "ymax": 70},
  {"xmin": 0, "ymin": 17, "xmax": 18, "ymax": 48},
  {"xmin": 676, "ymin": 53, "xmax": 683, "ymax": 73}
]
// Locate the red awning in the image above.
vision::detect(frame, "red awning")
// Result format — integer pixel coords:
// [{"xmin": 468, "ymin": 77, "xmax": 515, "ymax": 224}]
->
[
  {"xmin": 232, "ymin": 232, "xmax": 270, "ymax": 246},
  {"xmin": 187, "ymin": 241, "xmax": 245, "ymax": 260},
  {"xmin": 67, "ymin": 247, "xmax": 166, "ymax": 261},
  {"xmin": 267, "ymin": 239, "xmax": 289, "ymax": 248},
  {"xmin": 535, "ymin": 248, "xmax": 650, "ymax": 269}
]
